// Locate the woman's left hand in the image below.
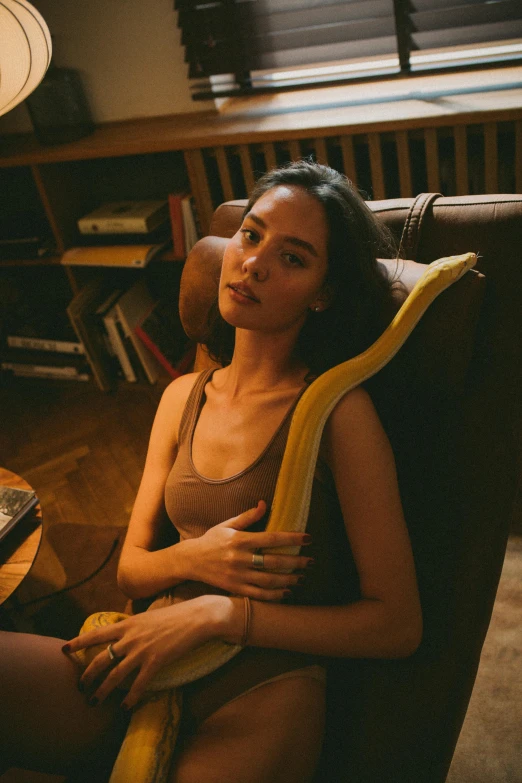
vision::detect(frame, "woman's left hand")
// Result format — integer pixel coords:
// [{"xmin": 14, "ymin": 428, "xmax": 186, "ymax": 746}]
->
[{"xmin": 63, "ymin": 595, "xmax": 228, "ymax": 710}]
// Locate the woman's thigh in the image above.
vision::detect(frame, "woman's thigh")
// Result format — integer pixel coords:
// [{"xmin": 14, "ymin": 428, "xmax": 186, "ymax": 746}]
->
[
  {"xmin": 171, "ymin": 675, "xmax": 326, "ymax": 783},
  {"xmin": 0, "ymin": 631, "xmax": 128, "ymax": 776}
]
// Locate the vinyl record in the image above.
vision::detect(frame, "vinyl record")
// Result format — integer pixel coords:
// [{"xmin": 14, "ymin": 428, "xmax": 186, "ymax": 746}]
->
[{"xmin": 0, "ymin": 0, "xmax": 51, "ymax": 117}]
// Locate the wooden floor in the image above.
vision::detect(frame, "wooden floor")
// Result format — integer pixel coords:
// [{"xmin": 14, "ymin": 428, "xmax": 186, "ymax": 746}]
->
[
  {"xmin": 0, "ymin": 375, "xmax": 163, "ymax": 530},
  {"xmin": 0, "ymin": 373, "xmax": 520, "ymax": 783}
]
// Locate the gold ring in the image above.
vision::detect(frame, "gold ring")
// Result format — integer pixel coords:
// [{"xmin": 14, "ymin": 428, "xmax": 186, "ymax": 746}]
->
[{"xmin": 252, "ymin": 552, "xmax": 265, "ymax": 570}]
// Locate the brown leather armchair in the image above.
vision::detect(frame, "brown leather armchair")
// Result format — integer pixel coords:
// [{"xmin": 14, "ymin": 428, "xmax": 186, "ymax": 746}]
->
[{"xmin": 178, "ymin": 193, "xmax": 522, "ymax": 783}]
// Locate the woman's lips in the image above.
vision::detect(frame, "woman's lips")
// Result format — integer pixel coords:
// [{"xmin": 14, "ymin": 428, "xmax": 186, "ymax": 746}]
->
[{"xmin": 228, "ymin": 284, "xmax": 260, "ymax": 303}]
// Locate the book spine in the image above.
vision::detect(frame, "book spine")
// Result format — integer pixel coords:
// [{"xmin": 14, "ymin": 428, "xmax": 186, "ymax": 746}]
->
[
  {"xmin": 168, "ymin": 193, "xmax": 186, "ymax": 259},
  {"xmin": 7, "ymin": 335, "xmax": 85, "ymax": 354},
  {"xmin": 114, "ymin": 317, "xmax": 147, "ymax": 383},
  {"xmin": 103, "ymin": 311, "xmax": 137, "ymax": 382},
  {"xmin": 1, "ymin": 361, "xmax": 85, "ymax": 377},
  {"xmin": 3, "ymin": 367, "xmax": 91, "ymax": 381},
  {"xmin": 134, "ymin": 324, "xmax": 179, "ymax": 378},
  {"xmin": 67, "ymin": 301, "xmax": 112, "ymax": 392},
  {"xmin": 61, "ymin": 246, "xmax": 152, "ymax": 268}
]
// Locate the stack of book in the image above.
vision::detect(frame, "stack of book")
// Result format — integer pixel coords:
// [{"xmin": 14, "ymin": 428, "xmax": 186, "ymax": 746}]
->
[
  {"xmin": 1, "ymin": 310, "xmax": 90, "ymax": 382},
  {"xmin": 66, "ymin": 279, "xmax": 196, "ymax": 392}
]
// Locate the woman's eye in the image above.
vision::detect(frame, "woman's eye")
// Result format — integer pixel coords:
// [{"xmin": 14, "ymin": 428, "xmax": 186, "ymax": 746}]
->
[
  {"xmin": 284, "ymin": 253, "xmax": 304, "ymax": 267},
  {"xmin": 240, "ymin": 228, "xmax": 258, "ymax": 243}
]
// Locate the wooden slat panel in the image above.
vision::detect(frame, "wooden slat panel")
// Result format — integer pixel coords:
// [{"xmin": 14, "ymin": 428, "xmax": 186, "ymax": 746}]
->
[
  {"xmin": 395, "ymin": 130, "xmax": 412, "ymax": 198},
  {"xmin": 314, "ymin": 137, "xmax": 328, "ymax": 165},
  {"xmin": 289, "ymin": 140, "xmax": 302, "ymax": 161},
  {"xmin": 340, "ymin": 136, "xmax": 357, "ymax": 185},
  {"xmin": 215, "ymin": 146, "xmax": 235, "ymax": 202},
  {"xmin": 484, "ymin": 122, "xmax": 499, "ymax": 194},
  {"xmin": 424, "ymin": 127, "xmax": 440, "ymax": 193},
  {"xmin": 516, "ymin": 121, "xmax": 522, "ymax": 193},
  {"xmin": 263, "ymin": 142, "xmax": 278, "ymax": 172},
  {"xmin": 454, "ymin": 125, "xmax": 468, "ymax": 195},
  {"xmin": 368, "ymin": 133, "xmax": 386, "ymax": 200},
  {"xmin": 184, "ymin": 149, "xmax": 214, "ymax": 236},
  {"xmin": 239, "ymin": 145, "xmax": 256, "ymax": 194}
]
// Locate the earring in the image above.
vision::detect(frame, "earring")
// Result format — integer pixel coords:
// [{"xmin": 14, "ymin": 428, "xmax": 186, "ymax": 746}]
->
[{"xmin": 314, "ymin": 306, "xmax": 321, "ymax": 312}]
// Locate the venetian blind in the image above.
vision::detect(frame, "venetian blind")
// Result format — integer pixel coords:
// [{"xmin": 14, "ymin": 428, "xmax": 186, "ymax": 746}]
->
[{"xmin": 174, "ymin": 0, "xmax": 522, "ymax": 98}]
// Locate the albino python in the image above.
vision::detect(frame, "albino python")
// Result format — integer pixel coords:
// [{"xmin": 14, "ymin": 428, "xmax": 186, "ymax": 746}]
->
[{"xmin": 75, "ymin": 252, "xmax": 477, "ymax": 783}]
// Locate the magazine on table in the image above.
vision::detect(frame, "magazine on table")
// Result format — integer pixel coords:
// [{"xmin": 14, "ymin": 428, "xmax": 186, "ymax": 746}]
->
[{"xmin": 0, "ymin": 484, "xmax": 38, "ymax": 543}]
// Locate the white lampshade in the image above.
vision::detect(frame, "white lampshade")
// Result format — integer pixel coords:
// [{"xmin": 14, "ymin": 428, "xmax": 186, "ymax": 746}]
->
[{"xmin": 0, "ymin": 0, "xmax": 52, "ymax": 117}]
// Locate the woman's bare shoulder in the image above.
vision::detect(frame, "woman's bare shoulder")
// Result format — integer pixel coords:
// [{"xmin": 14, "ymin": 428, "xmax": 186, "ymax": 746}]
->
[
  {"xmin": 155, "ymin": 371, "xmax": 206, "ymax": 446},
  {"xmin": 322, "ymin": 385, "xmax": 387, "ymax": 469}
]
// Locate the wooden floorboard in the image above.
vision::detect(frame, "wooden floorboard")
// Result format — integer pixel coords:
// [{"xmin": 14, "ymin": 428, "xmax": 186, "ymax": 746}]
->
[{"xmin": 0, "ymin": 376, "xmax": 163, "ymax": 604}]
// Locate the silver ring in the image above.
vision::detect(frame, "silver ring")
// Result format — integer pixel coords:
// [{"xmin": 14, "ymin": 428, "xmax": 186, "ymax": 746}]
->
[
  {"xmin": 107, "ymin": 642, "xmax": 118, "ymax": 662},
  {"xmin": 252, "ymin": 552, "xmax": 265, "ymax": 570}
]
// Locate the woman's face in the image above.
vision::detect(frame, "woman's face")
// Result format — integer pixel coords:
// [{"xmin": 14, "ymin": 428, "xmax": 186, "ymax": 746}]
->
[{"xmin": 218, "ymin": 185, "xmax": 331, "ymax": 336}]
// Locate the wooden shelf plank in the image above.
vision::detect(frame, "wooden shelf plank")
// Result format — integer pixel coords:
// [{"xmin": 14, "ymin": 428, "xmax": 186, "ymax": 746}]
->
[
  {"xmin": 395, "ymin": 130, "xmax": 412, "ymax": 198},
  {"xmin": 263, "ymin": 142, "xmax": 277, "ymax": 172},
  {"xmin": 215, "ymin": 147, "xmax": 235, "ymax": 201},
  {"xmin": 424, "ymin": 127, "xmax": 440, "ymax": 193},
  {"xmin": 516, "ymin": 121, "xmax": 522, "ymax": 194},
  {"xmin": 0, "ymin": 255, "xmax": 61, "ymax": 268},
  {"xmin": 340, "ymin": 135, "xmax": 357, "ymax": 185},
  {"xmin": 368, "ymin": 133, "xmax": 386, "ymax": 200},
  {"xmin": 454, "ymin": 125, "xmax": 469, "ymax": 195},
  {"xmin": 484, "ymin": 122, "xmax": 499, "ymax": 194}
]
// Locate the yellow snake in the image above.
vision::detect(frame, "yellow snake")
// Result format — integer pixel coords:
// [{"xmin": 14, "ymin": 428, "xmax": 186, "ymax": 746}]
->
[{"xmin": 75, "ymin": 252, "xmax": 477, "ymax": 783}]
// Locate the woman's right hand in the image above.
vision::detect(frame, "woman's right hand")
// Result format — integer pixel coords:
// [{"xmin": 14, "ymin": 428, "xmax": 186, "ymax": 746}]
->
[{"xmin": 181, "ymin": 500, "xmax": 313, "ymax": 601}]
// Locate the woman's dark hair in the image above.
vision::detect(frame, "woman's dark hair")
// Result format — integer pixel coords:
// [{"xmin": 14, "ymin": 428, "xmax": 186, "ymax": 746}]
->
[{"xmin": 202, "ymin": 159, "xmax": 402, "ymax": 380}]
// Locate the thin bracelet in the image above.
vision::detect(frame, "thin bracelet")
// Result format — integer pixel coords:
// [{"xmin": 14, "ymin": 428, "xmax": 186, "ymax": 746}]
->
[{"xmin": 240, "ymin": 596, "xmax": 252, "ymax": 647}]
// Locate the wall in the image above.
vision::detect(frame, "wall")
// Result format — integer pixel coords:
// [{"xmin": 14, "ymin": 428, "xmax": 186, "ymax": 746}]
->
[{"xmin": 0, "ymin": 0, "xmax": 213, "ymax": 136}]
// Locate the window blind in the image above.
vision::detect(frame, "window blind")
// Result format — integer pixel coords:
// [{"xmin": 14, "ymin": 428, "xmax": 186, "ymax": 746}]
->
[{"xmin": 174, "ymin": 0, "xmax": 522, "ymax": 98}]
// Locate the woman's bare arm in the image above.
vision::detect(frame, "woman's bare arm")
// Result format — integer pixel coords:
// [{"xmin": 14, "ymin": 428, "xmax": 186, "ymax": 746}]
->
[
  {"xmin": 116, "ymin": 373, "xmax": 200, "ymax": 599},
  {"xmin": 219, "ymin": 386, "xmax": 423, "ymax": 659}
]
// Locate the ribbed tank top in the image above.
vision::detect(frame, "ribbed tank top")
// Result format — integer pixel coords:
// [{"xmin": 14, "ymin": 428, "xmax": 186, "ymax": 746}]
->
[
  {"xmin": 165, "ymin": 368, "xmax": 309, "ymax": 542},
  {"xmin": 164, "ymin": 368, "xmax": 359, "ymax": 608}
]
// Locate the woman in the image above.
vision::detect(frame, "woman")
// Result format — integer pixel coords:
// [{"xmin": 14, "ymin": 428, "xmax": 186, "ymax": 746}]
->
[{"xmin": 0, "ymin": 161, "xmax": 422, "ymax": 782}]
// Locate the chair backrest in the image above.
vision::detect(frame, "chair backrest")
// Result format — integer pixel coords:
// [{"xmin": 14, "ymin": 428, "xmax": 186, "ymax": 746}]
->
[{"xmin": 179, "ymin": 193, "xmax": 522, "ymax": 783}]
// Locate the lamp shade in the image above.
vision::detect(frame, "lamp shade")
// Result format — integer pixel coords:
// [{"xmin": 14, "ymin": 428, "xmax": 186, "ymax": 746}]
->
[{"xmin": 0, "ymin": 0, "xmax": 52, "ymax": 117}]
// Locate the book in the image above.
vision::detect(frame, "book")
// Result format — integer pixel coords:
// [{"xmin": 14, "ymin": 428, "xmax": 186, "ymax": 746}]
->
[
  {"xmin": 168, "ymin": 192, "xmax": 188, "ymax": 259},
  {"xmin": 1, "ymin": 347, "xmax": 90, "ymax": 378},
  {"xmin": 2, "ymin": 366, "xmax": 91, "ymax": 382},
  {"xmin": 6, "ymin": 335, "xmax": 84, "ymax": 354},
  {"xmin": 114, "ymin": 281, "xmax": 163, "ymax": 384},
  {"xmin": 103, "ymin": 306, "xmax": 138, "ymax": 383},
  {"xmin": 67, "ymin": 280, "xmax": 119, "ymax": 391},
  {"xmin": 77, "ymin": 200, "xmax": 169, "ymax": 234},
  {"xmin": 61, "ymin": 243, "xmax": 168, "ymax": 269},
  {"xmin": 0, "ymin": 484, "xmax": 38, "ymax": 543},
  {"xmin": 76, "ymin": 222, "xmax": 171, "ymax": 247},
  {"xmin": 134, "ymin": 297, "xmax": 195, "ymax": 378}
]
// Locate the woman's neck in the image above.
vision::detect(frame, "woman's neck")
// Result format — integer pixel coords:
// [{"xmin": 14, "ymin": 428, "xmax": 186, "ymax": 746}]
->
[{"xmin": 214, "ymin": 329, "xmax": 308, "ymax": 400}]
